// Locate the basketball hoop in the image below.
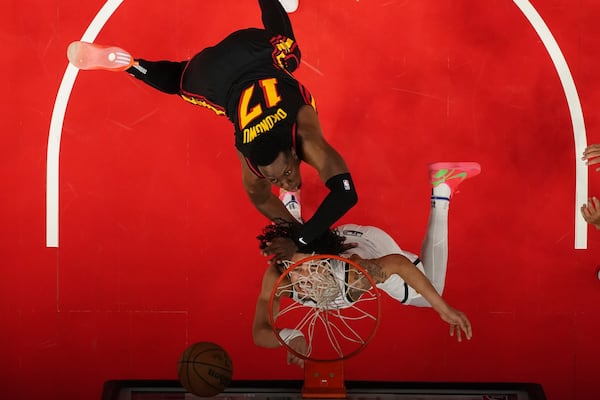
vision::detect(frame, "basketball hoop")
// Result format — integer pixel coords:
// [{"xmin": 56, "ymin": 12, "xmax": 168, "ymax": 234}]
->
[{"xmin": 268, "ymin": 254, "xmax": 381, "ymax": 398}]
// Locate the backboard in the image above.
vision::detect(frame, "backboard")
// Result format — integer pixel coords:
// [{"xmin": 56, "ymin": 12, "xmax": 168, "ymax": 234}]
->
[{"xmin": 102, "ymin": 379, "xmax": 547, "ymax": 400}]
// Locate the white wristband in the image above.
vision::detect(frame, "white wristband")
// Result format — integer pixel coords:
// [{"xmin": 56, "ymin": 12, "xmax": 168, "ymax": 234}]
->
[{"xmin": 278, "ymin": 328, "xmax": 304, "ymax": 345}]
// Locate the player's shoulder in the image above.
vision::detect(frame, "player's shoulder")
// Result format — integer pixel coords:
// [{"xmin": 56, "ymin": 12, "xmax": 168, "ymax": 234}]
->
[{"xmin": 336, "ymin": 223, "xmax": 371, "ymax": 237}]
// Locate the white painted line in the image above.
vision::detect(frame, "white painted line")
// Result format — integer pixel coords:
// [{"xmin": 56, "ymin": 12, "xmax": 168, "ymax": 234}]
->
[
  {"xmin": 46, "ymin": 0, "xmax": 124, "ymax": 247},
  {"xmin": 512, "ymin": 0, "xmax": 588, "ymax": 249}
]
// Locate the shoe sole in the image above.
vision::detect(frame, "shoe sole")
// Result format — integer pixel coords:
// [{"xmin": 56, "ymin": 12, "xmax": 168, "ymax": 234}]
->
[
  {"xmin": 429, "ymin": 162, "xmax": 481, "ymax": 177},
  {"xmin": 67, "ymin": 41, "xmax": 134, "ymax": 71},
  {"xmin": 279, "ymin": 0, "xmax": 299, "ymax": 13}
]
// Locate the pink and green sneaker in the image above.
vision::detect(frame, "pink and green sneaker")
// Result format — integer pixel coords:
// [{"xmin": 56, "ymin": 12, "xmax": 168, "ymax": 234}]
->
[{"xmin": 429, "ymin": 162, "xmax": 481, "ymax": 193}]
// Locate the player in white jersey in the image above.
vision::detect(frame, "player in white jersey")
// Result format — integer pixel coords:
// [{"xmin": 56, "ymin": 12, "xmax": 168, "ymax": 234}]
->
[{"xmin": 252, "ymin": 161, "xmax": 480, "ymax": 366}]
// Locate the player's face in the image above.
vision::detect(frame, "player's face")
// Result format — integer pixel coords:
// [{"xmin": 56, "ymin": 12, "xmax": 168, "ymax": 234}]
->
[
  {"xmin": 288, "ymin": 259, "xmax": 331, "ymax": 298},
  {"xmin": 289, "ymin": 264, "xmax": 313, "ymax": 297},
  {"xmin": 259, "ymin": 151, "xmax": 301, "ymax": 192}
]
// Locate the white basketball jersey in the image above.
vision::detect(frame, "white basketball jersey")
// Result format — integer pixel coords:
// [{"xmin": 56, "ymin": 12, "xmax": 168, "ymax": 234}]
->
[
  {"xmin": 337, "ymin": 224, "xmax": 425, "ymax": 304},
  {"xmin": 289, "ymin": 224, "xmax": 425, "ymax": 307},
  {"xmin": 337, "ymin": 224, "xmax": 416, "ymax": 261}
]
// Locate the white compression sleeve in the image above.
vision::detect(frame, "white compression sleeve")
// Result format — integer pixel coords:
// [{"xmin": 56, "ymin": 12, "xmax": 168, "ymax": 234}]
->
[{"xmin": 420, "ymin": 184, "xmax": 450, "ymax": 295}]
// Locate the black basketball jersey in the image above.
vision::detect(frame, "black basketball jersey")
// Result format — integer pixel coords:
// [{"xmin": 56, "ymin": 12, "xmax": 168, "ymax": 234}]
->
[
  {"xmin": 179, "ymin": 28, "xmax": 314, "ymax": 176},
  {"xmin": 227, "ymin": 70, "xmax": 315, "ymax": 173}
]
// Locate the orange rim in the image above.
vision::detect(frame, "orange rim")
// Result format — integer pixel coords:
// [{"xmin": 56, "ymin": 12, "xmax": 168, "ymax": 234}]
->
[{"xmin": 268, "ymin": 254, "xmax": 381, "ymax": 362}]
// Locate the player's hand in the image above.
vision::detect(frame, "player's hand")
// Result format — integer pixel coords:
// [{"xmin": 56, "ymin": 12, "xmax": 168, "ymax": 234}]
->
[
  {"xmin": 581, "ymin": 197, "xmax": 600, "ymax": 230},
  {"xmin": 583, "ymin": 144, "xmax": 600, "ymax": 170},
  {"xmin": 286, "ymin": 336, "xmax": 307, "ymax": 367},
  {"xmin": 437, "ymin": 305, "xmax": 472, "ymax": 342},
  {"xmin": 262, "ymin": 237, "xmax": 298, "ymax": 265}
]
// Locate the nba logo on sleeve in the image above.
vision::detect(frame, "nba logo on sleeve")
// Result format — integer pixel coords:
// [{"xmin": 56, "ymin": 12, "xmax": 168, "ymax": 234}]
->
[{"xmin": 343, "ymin": 179, "xmax": 350, "ymax": 191}]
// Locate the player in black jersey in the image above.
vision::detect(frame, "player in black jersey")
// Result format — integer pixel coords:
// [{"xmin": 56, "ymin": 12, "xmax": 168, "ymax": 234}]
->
[{"xmin": 67, "ymin": 0, "xmax": 357, "ymax": 263}]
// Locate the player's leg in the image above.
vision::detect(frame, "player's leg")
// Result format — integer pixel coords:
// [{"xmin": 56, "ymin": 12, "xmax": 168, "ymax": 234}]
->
[
  {"xmin": 259, "ymin": 0, "xmax": 301, "ymax": 73},
  {"xmin": 128, "ymin": 60, "xmax": 186, "ymax": 95},
  {"xmin": 259, "ymin": 0, "xmax": 297, "ymax": 39},
  {"xmin": 67, "ymin": 41, "xmax": 186, "ymax": 95},
  {"xmin": 419, "ymin": 162, "xmax": 481, "ymax": 295},
  {"xmin": 418, "ymin": 183, "xmax": 450, "ymax": 297}
]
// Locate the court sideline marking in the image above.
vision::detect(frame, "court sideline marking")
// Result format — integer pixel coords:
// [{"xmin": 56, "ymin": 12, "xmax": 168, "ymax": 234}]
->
[
  {"xmin": 46, "ymin": 0, "xmax": 588, "ymax": 248},
  {"xmin": 46, "ymin": 0, "xmax": 124, "ymax": 248},
  {"xmin": 512, "ymin": 0, "xmax": 588, "ymax": 248}
]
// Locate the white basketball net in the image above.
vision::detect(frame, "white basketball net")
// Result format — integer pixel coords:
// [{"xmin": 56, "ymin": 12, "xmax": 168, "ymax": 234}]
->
[{"xmin": 275, "ymin": 257, "xmax": 379, "ymax": 359}]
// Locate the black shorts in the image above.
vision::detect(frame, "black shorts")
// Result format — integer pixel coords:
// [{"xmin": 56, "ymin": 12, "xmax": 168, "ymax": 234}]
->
[{"xmin": 180, "ymin": 28, "xmax": 301, "ymax": 112}]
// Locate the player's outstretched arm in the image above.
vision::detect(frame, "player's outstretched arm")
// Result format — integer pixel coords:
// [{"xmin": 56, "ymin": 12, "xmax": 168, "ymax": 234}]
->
[
  {"xmin": 297, "ymin": 106, "xmax": 350, "ymax": 182},
  {"xmin": 252, "ymin": 266, "xmax": 307, "ymax": 366},
  {"xmin": 252, "ymin": 267, "xmax": 285, "ymax": 348},
  {"xmin": 434, "ymin": 304, "xmax": 473, "ymax": 342},
  {"xmin": 353, "ymin": 254, "xmax": 472, "ymax": 342},
  {"xmin": 354, "ymin": 254, "xmax": 447, "ymax": 309},
  {"xmin": 294, "ymin": 106, "xmax": 358, "ymax": 245}
]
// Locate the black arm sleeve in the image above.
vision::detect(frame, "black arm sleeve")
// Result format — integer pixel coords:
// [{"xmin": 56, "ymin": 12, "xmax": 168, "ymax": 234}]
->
[
  {"xmin": 294, "ymin": 173, "xmax": 358, "ymax": 247},
  {"xmin": 258, "ymin": 0, "xmax": 296, "ymax": 39}
]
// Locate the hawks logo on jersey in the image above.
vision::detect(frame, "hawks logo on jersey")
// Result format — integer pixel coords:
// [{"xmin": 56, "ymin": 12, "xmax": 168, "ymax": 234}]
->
[{"xmin": 270, "ymin": 34, "xmax": 300, "ymax": 72}]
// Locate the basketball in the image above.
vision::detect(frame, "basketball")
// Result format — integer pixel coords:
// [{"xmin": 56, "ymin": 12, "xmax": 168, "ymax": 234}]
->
[{"xmin": 177, "ymin": 341, "xmax": 233, "ymax": 397}]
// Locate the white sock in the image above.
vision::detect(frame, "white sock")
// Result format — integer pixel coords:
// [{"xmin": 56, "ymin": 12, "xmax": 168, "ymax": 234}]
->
[{"xmin": 431, "ymin": 182, "xmax": 451, "ymax": 209}]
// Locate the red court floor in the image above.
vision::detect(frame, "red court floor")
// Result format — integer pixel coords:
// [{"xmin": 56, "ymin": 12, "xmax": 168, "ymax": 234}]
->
[{"xmin": 1, "ymin": 1, "xmax": 600, "ymax": 399}]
